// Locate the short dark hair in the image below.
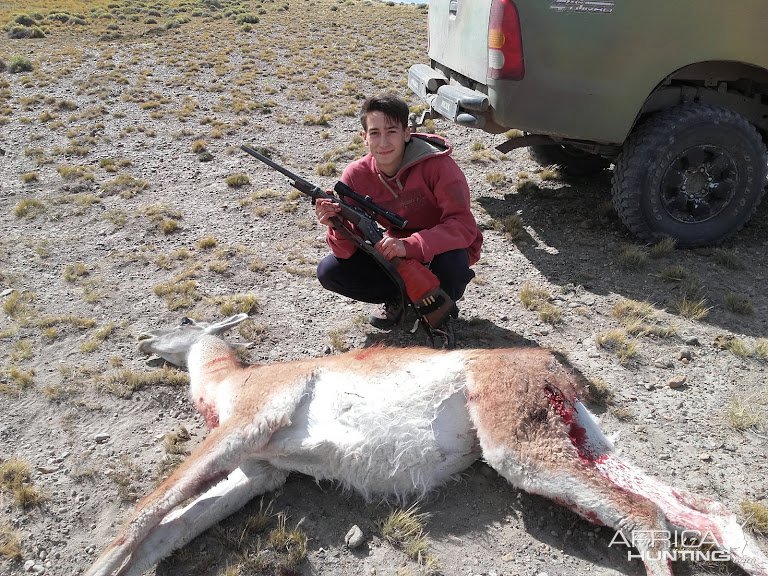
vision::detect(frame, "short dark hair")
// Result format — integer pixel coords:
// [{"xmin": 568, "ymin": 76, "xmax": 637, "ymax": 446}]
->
[{"xmin": 359, "ymin": 94, "xmax": 409, "ymax": 131}]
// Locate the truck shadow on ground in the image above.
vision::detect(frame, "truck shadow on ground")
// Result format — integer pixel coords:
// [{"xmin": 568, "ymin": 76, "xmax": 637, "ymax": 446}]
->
[{"xmin": 477, "ymin": 172, "xmax": 768, "ymax": 339}]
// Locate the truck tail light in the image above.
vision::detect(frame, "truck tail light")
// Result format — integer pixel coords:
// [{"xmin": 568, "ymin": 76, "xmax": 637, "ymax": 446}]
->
[{"xmin": 488, "ymin": 0, "xmax": 524, "ymax": 80}]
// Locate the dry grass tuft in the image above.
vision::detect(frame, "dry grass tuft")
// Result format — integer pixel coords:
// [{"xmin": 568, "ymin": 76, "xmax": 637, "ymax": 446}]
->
[
  {"xmin": 725, "ymin": 390, "xmax": 767, "ymax": 431},
  {"xmin": 225, "ymin": 173, "xmax": 250, "ymax": 187},
  {"xmin": 380, "ymin": 505, "xmax": 438, "ymax": 572},
  {"xmin": 741, "ymin": 501, "xmax": 768, "ymax": 535},
  {"xmin": 519, "ymin": 281, "xmax": 561, "ymax": 325},
  {"xmin": 595, "ymin": 329, "xmax": 637, "ymax": 364},
  {"xmin": 616, "ymin": 244, "xmax": 648, "ymax": 269},
  {"xmin": 103, "ymin": 366, "xmax": 189, "ymax": 397},
  {"xmin": 586, "ymin": 377, "xmax": 615, "ymax": 406},
  {"xmin": 0, "ymin": 522, "xmax": 22, "ymax": 560},
  {"xmin": 673, "ymin": 294, "xmax": 711, "ymax": 321},
  {"xmin": 491, "ymin": 213, "xmax": 524, "ymax": 240},
  {"xmin": 211, "ymin": 293, "xmax": 259, "ymax": 316},
  {"xmin": 0, "ymin": 458, "xmax": 46, "ymax": 509},
  {"xmin": 611, "ymin": 299, "xmax": 675, "ymax": 338}
]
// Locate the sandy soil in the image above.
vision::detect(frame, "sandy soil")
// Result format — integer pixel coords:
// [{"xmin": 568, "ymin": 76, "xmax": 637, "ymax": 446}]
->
[{"xmin": 1, "ymin": 2, "xmax": 767, "ymax": 575}]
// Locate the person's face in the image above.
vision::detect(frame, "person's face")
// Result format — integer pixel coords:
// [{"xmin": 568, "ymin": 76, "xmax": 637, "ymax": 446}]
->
[{"xmin": 362, "ymin": 111, "xmax": 411, "ymax": 176}]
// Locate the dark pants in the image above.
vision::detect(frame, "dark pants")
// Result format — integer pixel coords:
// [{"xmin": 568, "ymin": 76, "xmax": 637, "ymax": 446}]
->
[{"xmin": 316, "ymin": 248, "xmax": 475, "ymax": 304}]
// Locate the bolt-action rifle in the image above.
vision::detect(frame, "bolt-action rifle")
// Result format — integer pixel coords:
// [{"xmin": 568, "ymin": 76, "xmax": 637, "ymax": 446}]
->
[{"xmin": 241, "ymin": 144, "xmax": 455, "ymax": 345}]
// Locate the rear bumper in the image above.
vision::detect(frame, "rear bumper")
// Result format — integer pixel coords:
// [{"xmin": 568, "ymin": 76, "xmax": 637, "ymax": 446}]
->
[{"xmin": 408, "ymin": 64, "xmax": 490, "ymax": 129}]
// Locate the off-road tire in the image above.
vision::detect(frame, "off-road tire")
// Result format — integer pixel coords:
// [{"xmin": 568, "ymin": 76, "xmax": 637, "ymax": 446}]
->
[
  {"xmin": 612, "ymin": 104, "xmax": 768, "ymax": 247},
  {"xmin": 529, "ymin": 144, "xmax": 611, "ymax": 177}
]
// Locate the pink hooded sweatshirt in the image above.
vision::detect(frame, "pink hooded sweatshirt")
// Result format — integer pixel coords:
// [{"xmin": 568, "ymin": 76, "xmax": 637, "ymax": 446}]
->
[{"xmin": 326, "ymin": 133, "xmax": 483, "ymax": 265}]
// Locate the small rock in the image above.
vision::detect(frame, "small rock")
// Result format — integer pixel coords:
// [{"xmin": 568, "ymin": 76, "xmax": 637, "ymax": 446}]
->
[
  {"xmin": 679, "ymin": 349, "xmax": 694, "ymax": 362},
  {"xmin": 683, "ymin": 336, "xmax": 700, "ymax": 346},
  {"xmin": 1, "ymin": 288, "xmax": 14, "ymax": 297},
  {"xmin": 699, "ymin": 453, "xmax": 713, "ymax": 462},
  {"xmin": 24, "ymin": 559, "xmax": 35, "ymax": 572},
  {"xmin": 94, "ymin": 433, "xmax": 111, "ymax": 444},
  {"xmin": 667, "ymin": 375, "xmax": 687, "ymax": 389},
  {"xmin": 345, "ymin": 525, "xmax": 365, "ymax": 548}
]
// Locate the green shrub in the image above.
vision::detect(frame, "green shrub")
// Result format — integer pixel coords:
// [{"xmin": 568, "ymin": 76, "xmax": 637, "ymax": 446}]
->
[
  {"xmin": 8, "ymin": 57, "xmax": 33, "ymax": 73},
  {"xmin": 7, "ymin": 26, "xmax": 45, "ymax": 39},
  {"xmin": 237, "ymin": 13, "xmax": 259, "ymax": 24}
]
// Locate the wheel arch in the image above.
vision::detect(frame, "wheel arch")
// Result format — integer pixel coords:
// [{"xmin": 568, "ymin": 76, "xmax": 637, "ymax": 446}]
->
[{"xmin": 630, "ymin": 61, "xmax": 768, "ymax": 142}]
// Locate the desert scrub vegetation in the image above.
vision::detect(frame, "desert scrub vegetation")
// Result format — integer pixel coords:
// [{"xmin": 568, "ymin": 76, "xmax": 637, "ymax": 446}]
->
[
  {"xmin": 316, "ymin": 161, "xmax": 337, "ymax": 176},
  {"xmin": 225, "ymin": 173, "xmax": 250, "ymax": 187},
  {"xmin": 741, "ymin": 501, "xmax": 768, "ymax": 535},
  {"xmin": 2, "ymin": 290, "xmax": 36, "ymax": 324},
  {"xmin": 154, "ymin": 275, "xmax": 201, "ymax": 310},
  {"xmin": 490, "ymin": 213, "xmax": 524, "ymax": 240},
  {"xmin": 0, "ymin": 521, "xmax": 22, "ymax": 560},
  {"xmin": 13, "ymin": 198, "xmax": 46, "ymax": 219},
  {"xmin": 208, "ymin": 504, "xmax": 308, "ymax": 574},
  {"xmin": 62, "ymin": 261, "xmax": 90, "ymax": 282},
  {"xmin": 725, "ymin": 390, "xmax": 767, "ymax": 431},
  {"xmin": 101, "ymin": 174, "xmax": 148, "ymax": 198},
  {"xmin": 0, "ymin": 458, "xmax": 46, "ymax": 509},
  {"xmin": 80, "ymin": 322, "xmax": 115, "ymax": 353},
  {"xmin": 57, "ymin": 164, "xmax": 94, "ymax": 181},
  {"xmin": 20, "ymin": 171, "xmax": 38, "ymax": 183},
  {"xmin": 486, "ymin": 170, "xmax": 507, "ymax": 186},
  {"xmin": 209, "ymin": 293, "xmax": 259, "ymax": 316},
  {"xmin": 380, "ymin": 505, "xmax": 438, "ymax": 573},
  {"xmin": 144, "ymin": 203, "xmax": 182, "ymax": 234},
  {"xmin": 672, "ymin": 293, "xmax": 711, "ymax": 321},
  {"xmin": 519, "ymin": 281, "xmax": 561, "ymax": 324},
  {"xmin": 714, "ymin": 335, "xmax": 768, "ymax": 360},
  {"xmin": 6, "ymin": 55, "xmax": 35, "ymax": 70},
  {"xmin": 102, "ymin": 366, "xmax": 189, "ymax": 398},
  {"xmin": 595, "ymin": 329, "xmax": 638, "ymax": 364},
  {"xmin": 196, "ymin": 235, "xmax": 218, "ymax": 249},
  {"xmin": 0, "ymin": 366, "xmax": 35, "ymax": 394},
  {"xmin": 649, "ymin": 236, "xmax": 676, "ymax": 258},
  {"xmin": 611, "ymin": 299, "xmax": 675, "ymax": 338},
  {"xmin": 723, "ymin": 291, "xmax": 753, "ymax": 315},
  {"xmin": 616, "ymin": 244, "xmax": 648, "ymax": 269},
  {"xmin": 585, "ymin": 377, "xmax": 615, "ymax": 406}
]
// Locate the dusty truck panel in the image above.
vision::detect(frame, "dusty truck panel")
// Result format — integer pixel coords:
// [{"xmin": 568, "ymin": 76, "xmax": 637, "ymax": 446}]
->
[
  {"xmin": 410, "ymin": 0, "xmax": 768, "ymax": 247},
  {"xmin": 426, "ymin": 0, "xmax": 491, "ymax": 85},
  {"xmin": 498, "ymin": 1, "xmax": 768, "ymax": 142}
]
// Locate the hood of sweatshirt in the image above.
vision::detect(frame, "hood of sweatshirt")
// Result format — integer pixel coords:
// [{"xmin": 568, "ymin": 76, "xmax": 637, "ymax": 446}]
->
[{"xmin": 376, "ymin": 133, "xmax": 452, "ymax": 194}]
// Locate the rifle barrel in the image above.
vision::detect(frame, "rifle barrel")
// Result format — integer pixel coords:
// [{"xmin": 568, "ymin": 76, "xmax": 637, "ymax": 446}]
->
[{"xmin": 241, "ymin": 143, "xmax": 407, "ymax": 229}]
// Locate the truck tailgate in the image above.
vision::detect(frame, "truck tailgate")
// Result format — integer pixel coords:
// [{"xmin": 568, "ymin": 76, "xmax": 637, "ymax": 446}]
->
[{"xmin": 428, "ymin": 0, "xmax": 491, "ymax": 84}]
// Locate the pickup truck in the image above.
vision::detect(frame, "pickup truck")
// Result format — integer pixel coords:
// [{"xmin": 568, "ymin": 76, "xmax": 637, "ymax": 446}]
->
[{"xmin": 408, "ymin": 0, "xmax": 768, "ymax": 247}]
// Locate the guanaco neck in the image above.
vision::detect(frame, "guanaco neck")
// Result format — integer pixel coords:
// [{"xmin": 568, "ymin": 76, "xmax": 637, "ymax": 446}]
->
[{"xmin": 187, "ymin": 335, "xmax": 241, "ymax": 385}]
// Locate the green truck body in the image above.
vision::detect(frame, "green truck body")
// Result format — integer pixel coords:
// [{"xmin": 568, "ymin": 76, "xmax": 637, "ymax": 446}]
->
[{"xmin": 409, "ymin": 0, "xmax": 768, "ymax": 246}]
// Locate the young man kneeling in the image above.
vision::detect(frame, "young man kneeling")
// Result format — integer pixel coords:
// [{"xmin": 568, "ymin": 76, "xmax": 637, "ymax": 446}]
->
[{"xmin": 315, "ymin": 94, "xmax": 482, "ymax": 331}]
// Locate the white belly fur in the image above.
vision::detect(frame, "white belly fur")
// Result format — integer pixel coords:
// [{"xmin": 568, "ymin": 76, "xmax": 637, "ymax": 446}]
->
[{"xmin": 264, "ymin": 352, "xmax": 479, "ymax": 500}]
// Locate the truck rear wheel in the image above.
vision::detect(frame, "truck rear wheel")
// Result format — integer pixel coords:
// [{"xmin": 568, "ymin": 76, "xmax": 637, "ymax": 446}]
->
[
  {"xmin": 528, "ymin": 144, "xmax": 611, "ymax": 177},
  {"xmin": 612, "ymin": 104, "xmax": 767, "ymax": 247}
]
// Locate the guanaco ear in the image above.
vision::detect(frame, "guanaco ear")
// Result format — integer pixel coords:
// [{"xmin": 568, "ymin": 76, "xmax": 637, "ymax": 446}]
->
[{"xmin": 205, "ymin": 313, "xmax": 249, "ymax": 335}]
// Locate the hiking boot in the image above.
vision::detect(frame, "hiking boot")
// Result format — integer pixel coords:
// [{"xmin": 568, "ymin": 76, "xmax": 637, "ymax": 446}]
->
[{"xmin": 368, "ymin": 300, "xmax": 404, "ymax": 330}]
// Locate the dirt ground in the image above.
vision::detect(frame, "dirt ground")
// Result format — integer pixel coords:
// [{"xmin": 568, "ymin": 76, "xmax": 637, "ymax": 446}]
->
[{"xmin": 1, "ymin": 1, "xmax": 767, "ymax": 575}]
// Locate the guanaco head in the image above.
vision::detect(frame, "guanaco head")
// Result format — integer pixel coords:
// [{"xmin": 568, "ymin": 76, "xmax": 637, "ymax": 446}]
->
[{"xmin": 137, "ymin": 314, "xmax": 249, "ymax": 367}]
